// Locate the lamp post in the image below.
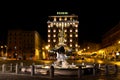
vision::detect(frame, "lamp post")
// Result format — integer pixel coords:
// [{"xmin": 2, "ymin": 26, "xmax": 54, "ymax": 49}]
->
[
  {"xmin": 4, "ymin": 45, "xmax": 7, "ymax": 57},
  {"xmin": 1, "ymin": 46, "xmax": 3, "ymax": 57},
  {"xmin": 45, "ymin": 45, "xmax": 49, "ymax": 60}
]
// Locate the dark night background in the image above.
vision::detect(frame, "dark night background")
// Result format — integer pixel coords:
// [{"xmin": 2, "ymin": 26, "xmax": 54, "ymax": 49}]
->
[{"xmin": 0, "ymin": 0, "xmax": 120, "ymax": 44}]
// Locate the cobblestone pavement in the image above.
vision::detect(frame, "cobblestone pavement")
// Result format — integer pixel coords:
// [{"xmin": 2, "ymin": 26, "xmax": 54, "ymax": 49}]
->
[
  {"xmin": 0, "ymin": 73, "xmax": 120, "ymax": 80},
  {"xmin": 0, "ymin": 73, "xmax": 79, "ymax": 80}
]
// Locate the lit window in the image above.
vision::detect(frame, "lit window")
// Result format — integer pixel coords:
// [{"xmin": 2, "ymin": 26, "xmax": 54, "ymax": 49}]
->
[
  {"xmin": 48, "ymin": 45, "xmax": 50, "ymax": 47},
  {"xmin": 70, "ymin": 30, "xmax": 72, "ymax": 32},
  {"xmin": 75, "ymin": 44, "xmax": 78, "ymax": 47},
  {"xmin": 87, "ymin": 47, "xmax": 90, "ymax": 49},
  {"xmin": 53, "ymin": 35, "xmax": 56, "ymax": 37},
  {"xmin": 75, "ymin": 29, "xmax": 78, "ymax": 32},
  {"xmin": 67, "ymin": 23, "xmax": 70, "ymax": 26},
  {"xmin": 51, "ymin": 23, "xmax": 53, "ymax": 27},
  {"xmin": 64, "ymin": 29, "xmax": 67, "ymax": 32},
  {"xmin": 48, "ymin": 39, "xmax": 50, "ymax": 42},
  {"xmin": 59, "ymin": 29, "xmax": 61, "ymax": 32},
  {"xmin": 54, "ymin": 17, "xmax": 56, "ymax": 21},
  {"xmin": 56, "ymin": 23, "xmax": 58, "ymax": 27},
  {"xmin": 48, "ymin": 35, "xmax": 50, "ymax": 37},
  {"xmin": 53, "ymin": 39, "xmax": 56, "ymax": 42},
  {"xmin": 75, "ymin": 34, "xmax": 78, "ymax": 37},
  {"xmin": 70, "ymin": 44, "xmax": 72, "ymax": 47},
  {"xmin": 64, "ymin": 17, "xmax": 67, "ymax": 21},
  {"xmin": 59, "ymin": 23, "xmax": 61, "ymax": 27},
  {"xmin": 65, "ymin": 39, "xmax": 67, "ymax": 42},
  {"xmin": 70, "ymin": 34, "xmax": 72, "ymax": 37},
  {"xmin": 53, "ymin": 23, "xmax": 56, "ymax": 25},
  {"xmin": 75, "ymin": 24, "xmax": 78, "ymax": 27},
  {"xmin": 48, "ymin": 30, "xmax": 50, "ymax": 32},
  {"xmin": 53, "ymin": 29, "xmax": 56, "ymax": 32},
  {"xmin": 76, "ymin": 49, "xmax": 78, "ymax": 51},
  {"xmin": 70, "ymin": 39, "xmax": 72, "ymax": 42},
  {"xmin": 48, "ymin": 25, "xmax": 50, "ymax": 28},
  {"xmin": 65, "ymin": 23, "xmax": 67, "ymax": 27},
  {"xmin": 73, "ymin": 23, "xmax": 75, "ymax": 25},
  {"xmin": 59, "ymin": 17, "xmax": 62, "ymax": 21}
]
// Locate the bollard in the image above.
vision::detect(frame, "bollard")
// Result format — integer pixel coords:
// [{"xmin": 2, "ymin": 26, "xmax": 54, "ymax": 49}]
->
[
  {"xmin": 31, "ymin": 64, "xmax": 35, "ymax": 76},
  {"xmin": 98, "ymin": 64, "xmax": 101, "ymax": 69},
  {"xmin": 105, "ymin": 64, "xmax": 108, "ymax": 75},
  {"xmin": 114, "ymin": 65, "xmax": 118, "ymax": 74},
  {"xmin": 16, "ymin": 63, "xmax": 19, "ymax": 74},
  {"xmin": 93, "ymin": 64, "xmax": 96, "ymax": 76},
  {"xmin": 10, "ymin": 63, "xmax": 13, "ymax": 72},
  {"xmin": 50, "ymin": 65, "xmax": 54, "ymax": 79},
  {"xmin": 78, "ymin": 66, "xmax": 82, "ymax": 79},
  {"xmin": 2, "ymin": 64, "xmax": 6, "ymax": 73},
  {"xmin": 20, "ymin": 62, "xmax": 23, "ymax": 67}
]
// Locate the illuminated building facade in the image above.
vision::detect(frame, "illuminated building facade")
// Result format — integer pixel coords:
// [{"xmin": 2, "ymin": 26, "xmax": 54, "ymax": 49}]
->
[
  {"xmin": 102, "ymin": 22, "xmax": 120, "ymax": 48},
  {"xmin": 47, "ymin": 12, "xmax": 79, "ymax": 51},
  {"xmin": 7, "ymin": 30, "xmax": 42, "ymax": 60}
]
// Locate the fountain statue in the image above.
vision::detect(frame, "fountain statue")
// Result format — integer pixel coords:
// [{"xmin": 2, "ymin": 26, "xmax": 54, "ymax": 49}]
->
[
  {"xmin": 53, "ymin": 46, "xmax": 70, "ymax": 68},
  {"xmin": 51, "ymin": 27, "xmax": 76, "ymax": 68},
  {"xmin": 58, "ymin": 30, "xmax": 66, "ymax": 46}
]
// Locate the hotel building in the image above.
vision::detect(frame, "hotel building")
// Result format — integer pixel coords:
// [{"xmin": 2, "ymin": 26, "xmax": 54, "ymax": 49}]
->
[{"xmin": 47, "ymin": 12, "xmax": 79, "ymax": 51}]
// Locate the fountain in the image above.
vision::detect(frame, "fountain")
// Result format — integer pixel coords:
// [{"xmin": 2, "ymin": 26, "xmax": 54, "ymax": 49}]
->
[
  {"xmin": 21, "ymin": 25, "xmax": 97, "ymax": 76},
  {"xmin": 52, "ymin": 46, "xmax": 76, "ymax": 69},
  {"xmin": 50, "ymin": 25, "xmax": 77, "ymax": 69}
]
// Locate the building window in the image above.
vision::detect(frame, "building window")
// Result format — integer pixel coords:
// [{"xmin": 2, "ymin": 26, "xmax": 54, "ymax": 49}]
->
[
  {"xmin": 54, "ymin": 17, "xmax": 56, "ymax": 21},
  {"xmin": 64, "ymin": 17, "xmax": 67, "ymax": 21},
  {"xmin": 70, "ymin": 44, "xmax": 72, "ymax": 47},
  {"xmin": 48, "ymin": 30, "xmax": 50, "ymax": 32},
  {"xmin": 53, "ymin": 34, "xmax": 56, "ymax": 37},
  {"xmin": 75, "ymin": 24, "xmax": 78, "ymax": 27},
  {"xmin": 48, "ymin": 35, "xmax": 50, "ymax": 37},
  {"xmin": 75, "ymin": 34, "xmax": 78, "ymax": 37},
  {"xmin": 75, "ymin": 44, "xmax": 78, "ymax": 47},
  {"xmin": 53, "ymin": 39, "xmax": 56, "ymax": 42},
  {"xmin": 64, "ymin": 29, "xmax": 67, "ymax": 32},
  {"xmin": 70, "ymin": 34, "xmax": 72, "ymax": 37},
  {"xmin": 53, "ymin": 29, "xmax": 56, "ymax": 32},
  {"xmin": 48, "ymin": 39, "xmax": 50, "ymax": 42},
  {"xmin": 75, "ymin": 29, "xmax": 78, "ymax": 32},
  {"xmin": 70, "ymin": 29, "xmax": 72, "ymax": 32},
  {"xmin": 70, "ymin": 39, "xmax": 72, "ymax": 42},
  {"xmin": 59, "ymin": 17, "xmax": 62, "ymax": 21}
]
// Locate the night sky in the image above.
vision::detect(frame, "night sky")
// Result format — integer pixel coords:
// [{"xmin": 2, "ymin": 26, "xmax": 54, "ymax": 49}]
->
[{"xmin": 0, "ymin": 0, "xmax": 120, "ymax": 44}]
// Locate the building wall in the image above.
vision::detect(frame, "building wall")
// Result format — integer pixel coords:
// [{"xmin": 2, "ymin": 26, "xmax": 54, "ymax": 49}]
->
[
  {"xmin": 102, "ymin": 22, "xmax": 120, "ymax": 48},
  {"xmin": 47, "ymin": 13, "xmax": 79, "ymax": 51},
  {"xmin": 97, "ymin": 22, "xmax": 120, "ymax": 60},
  {"xmin": 7, "ymin": 30, "xmax": 42, "ymax": 60}
]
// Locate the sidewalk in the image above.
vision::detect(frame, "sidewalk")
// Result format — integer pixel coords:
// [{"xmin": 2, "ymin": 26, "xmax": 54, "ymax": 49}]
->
[
  {"xmin": 0, "ymin": 72, "xmax": 120, "ymax": 80},
  {"xmin": 0, "ymin": 73, "xmax": 79, "ymax": 80}
]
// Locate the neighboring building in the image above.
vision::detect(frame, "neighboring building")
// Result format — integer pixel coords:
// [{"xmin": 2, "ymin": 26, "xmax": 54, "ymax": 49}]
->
[
  {"xmin": 47, "ymin": 12, "xmax": 79, "ymax": 51},
  {"xmin": 96, "ymin": 21, "xmax": 120, "ymax": 60},
  {"xmin": 102, "ymin": 21, "xmax": 120, "ymax": 48},
  {"xmin": 7, "ymin": 30, "xmax": 43, "ymax": 60}
]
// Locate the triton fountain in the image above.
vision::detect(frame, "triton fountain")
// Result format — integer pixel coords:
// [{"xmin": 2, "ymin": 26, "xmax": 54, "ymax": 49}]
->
[{"xmin": 21, "ymin": 24, "xmax": 97, "ymax": 76}]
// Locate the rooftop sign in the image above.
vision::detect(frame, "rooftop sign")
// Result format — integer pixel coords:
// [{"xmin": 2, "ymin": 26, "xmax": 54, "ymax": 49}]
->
[{"xmin": 57, "ymin": 12, "xmax": 68, "ymax": 15}]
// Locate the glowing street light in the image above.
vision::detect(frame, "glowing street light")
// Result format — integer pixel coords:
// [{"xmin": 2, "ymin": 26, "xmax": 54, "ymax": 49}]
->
[
  {"xmin": 1, "ymin": 46, "xmax": 3, "ymax": 56},
  {"xmin": 4, "ymin": 45, "xmax": 8, "ymax": 57},
  {"xmin": 118, "ymin": 41, "xmax": 120, "ymax": 44}
]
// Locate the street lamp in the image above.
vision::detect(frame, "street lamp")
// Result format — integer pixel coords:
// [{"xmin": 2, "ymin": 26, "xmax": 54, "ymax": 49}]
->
[
  {"xmin": 45, "ymin": 45, "xmax": 49, "ymax": 59},
  {"xmin": 118, "ymin": 41, "xmax": 120, "ymax": 44},
  {"xmin": 4, "ymin": 45, "xmax": 7, "ymax": 57},
  {"xmin": 1, "ymin": 46, "xmax": 3, "ymax": 56}
]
